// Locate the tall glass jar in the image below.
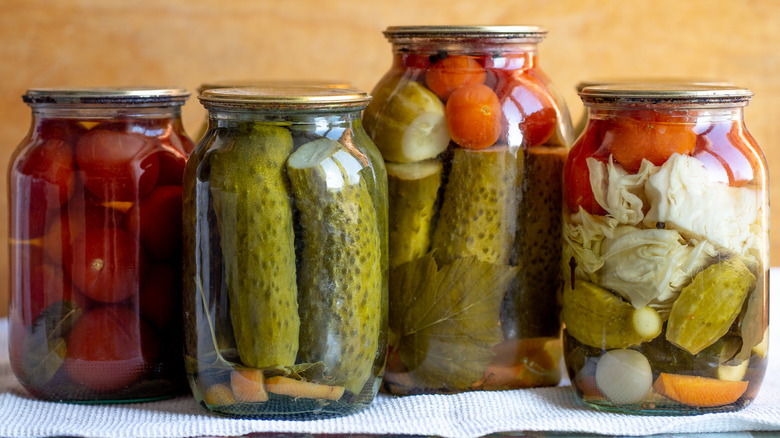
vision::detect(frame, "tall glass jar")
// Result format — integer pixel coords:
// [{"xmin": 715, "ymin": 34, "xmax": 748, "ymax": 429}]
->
[
  {"xmin": 183, "ymin": 87, "xmax": 388, "ymax": 418},
  {"xmin": 363, "ymin": 25, "xmax": 573, "ymax": 394},
  {"xmin": 562, "ymin": 84, "xmax": 768, "ymax": 414},
  {"xmin": 7, "ymin": 87, "xmax": 193, "ymax": 402}
]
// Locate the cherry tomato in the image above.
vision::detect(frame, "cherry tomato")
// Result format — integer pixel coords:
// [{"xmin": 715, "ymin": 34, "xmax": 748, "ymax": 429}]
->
[
  {"xmin": 445, "ymin": 83, "xmax": 503, "ymax": 149},
  {"xmin": 42, "ymin": 195, "xmax": 126, "ymax": 265},
  {"xmin": 68, "ymin": 227, "xmax": 147, "ymax": 303},
  {"xmin": 37, "ymin": 118, "xmax": 87, "ymax": 145},
  {"xmin": 139, "ymin": 263, "xmax": 180, "ymax": 331},
  {"xmin": 497, "ymin": 72, "xmax": 558, "ymax": 147},
  {"xmin": 425, "ymin": 55, "xmax": 486, "ymax": 101},
  {"xmin": 126, "ymin": 185, "xmax": 183, "ymax": 260},
  {"xmin": 75, "ymin": 127, "xmax": 160, "ymax": 202},
  {"xmin": 563, "ymin": 120, "xmax": 608, "ymax": 215},
  {"xmin": 694, "ymin": 120, "xmax": 760, "ymax": 187},
  {"xmin": 483, "ymin": 52, "xmax": 534, "ymax": 89},
  {"xmin": 603, "ymin": 114, "xmax": 697, "ymax": 173},
  {"xmin": 64, "ymin": 305, "xmax": 157, "ymax": 392}
]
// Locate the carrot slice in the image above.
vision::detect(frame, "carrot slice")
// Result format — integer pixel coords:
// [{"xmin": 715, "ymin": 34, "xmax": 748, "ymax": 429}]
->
[
  {"xmin": 264, "ymin": 376, "xmax": 345, "ymax": 401},
  {"xmin": 653, "ymin": 373, "xmax": 748, "ymax": 408},
  {"xmin": 230, "ymin": 369, "xmax": 268, "ymax": 403}
]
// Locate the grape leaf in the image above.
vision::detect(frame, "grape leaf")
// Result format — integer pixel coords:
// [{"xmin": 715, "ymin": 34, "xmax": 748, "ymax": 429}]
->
[
  {"xmin": 391, "ymin": 252, "xmax": 519, "ymax": 391},
  {"xmin": 22, "ymin": 300, "xmax": 82, "ymax": 386}
]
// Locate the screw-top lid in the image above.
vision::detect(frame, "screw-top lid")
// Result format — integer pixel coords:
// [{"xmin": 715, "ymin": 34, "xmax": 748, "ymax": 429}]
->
[
  {"xmin": 580, "ymin": 84, "xmax": 753, "ymax": 107},
  {"xmin": 22, "ymin": 87, "xmax": 190, "ymax": 106},
  {"xmin": 384, "ymin": 25, "xmax": 546, "ymax": 43},
  {"xmin": 198, "ymin": 86, "xmax": 372, "ymax": 111},
  {"xmin": 197, "ymin": 80, "xmax": 351, "ymax": 95}
]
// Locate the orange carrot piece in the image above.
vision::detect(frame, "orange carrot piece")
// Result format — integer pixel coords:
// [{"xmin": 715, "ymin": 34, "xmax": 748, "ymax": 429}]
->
[
  {"xmin": 653, "ymin": 373, "xmax": 748, "ymax": 408},
  {"xmin": 230, "ymin": 369, "xmax": 268, "ymax": 403}
]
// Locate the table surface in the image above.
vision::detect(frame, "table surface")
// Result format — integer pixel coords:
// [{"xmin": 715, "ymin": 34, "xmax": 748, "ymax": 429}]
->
[{"xmin": 0, "ymin": 270, "xmax": 778, "ymax": 438}]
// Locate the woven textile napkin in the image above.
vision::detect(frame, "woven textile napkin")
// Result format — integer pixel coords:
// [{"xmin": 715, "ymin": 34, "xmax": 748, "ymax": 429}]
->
[{"xmin": 1, "ymin": 270, "xmax": 779, "ymax": 438}]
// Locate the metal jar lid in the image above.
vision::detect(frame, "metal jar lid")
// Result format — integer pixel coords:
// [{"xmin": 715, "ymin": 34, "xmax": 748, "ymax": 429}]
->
[
  {"xmin": 579, "ymin": 84, "xmax": 753, "ymax": 107},
  {"xmin": 197, "ymin": 80, "xmax": 351, "ymax": 95},
  {"xmin": 198, "ymin": 86, "xmax": 372, "ymax": 111},
  {"xmin": 22, "ymin": 87, "xmax": 190, "ymax": 106},
  {"xmin": 384, "ymin": 25, "xmax": 547, "ymax": 43}
]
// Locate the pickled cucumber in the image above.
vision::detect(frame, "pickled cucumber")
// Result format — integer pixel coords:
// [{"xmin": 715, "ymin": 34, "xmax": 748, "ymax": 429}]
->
[
  {"xmin": 563, "ymin": 280, "xmax": 662, "ymax": 349},
  {"xmin": 209, "ymin": 123, "xmax": 299, "ymax": 368},
  {"xmin": 287, "ymin": 138, "xmax": 382, "ymax": 395},
  {"xmin": 363, "ymin": 76, "xmax": 450, "ymax": 163},
  {"xmin": 387, "ymin": 160, "xmax": 442, "ymax": 268},
  {"xmin": 507, "ymin": 146, "xmax": 566, "ymax": 338},
  {"xmin": 666, "ymin": 257, "xmax": 755, "ymax": 355},
  {"xmin": 431, "ymin": 145, "xmax": 520, "ymax": 266}
]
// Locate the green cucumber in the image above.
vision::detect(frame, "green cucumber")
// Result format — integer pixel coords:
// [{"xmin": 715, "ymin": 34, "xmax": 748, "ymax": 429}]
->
[
  {"xmin": 431, "ymin": 145, "xmax": 521, "ymax": 266},
  {"xmin": 209, "ymin": 123, "xmax": 299, "ymax": 368},
  {"xmin": 666, "ymin": 257, "xmax": 756, "ymax": 354},
  {"xmin": 563, "ymin": 280, "xmax": 662, "ymax": 349},
  {"xmin": 287, "ymin": 138, "xmax": 382, "ymax": 394},
  {"xmin": 387, "ymin": 160, "xmax": 443, "ymax": 269}
]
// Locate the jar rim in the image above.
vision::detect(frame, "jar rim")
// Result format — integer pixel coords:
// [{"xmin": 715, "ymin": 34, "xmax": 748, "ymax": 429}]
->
[
  {"xmin": 22, "ymin": 87, "xmax": 190, "ymax": 106},
  {"xmin": 575, "ymin": 78, "xmax": 732, "ymax": 93},
  {"xmin": 580, "ymin": 83, "xmax": 752, "ymax": 105},
  {"xmin": 199, "ymin": 86, "xmax": 372, "ymax": 110},
  {"xmin": 384, "ymin": 25, "xmax": 547, "ymax": 42}
]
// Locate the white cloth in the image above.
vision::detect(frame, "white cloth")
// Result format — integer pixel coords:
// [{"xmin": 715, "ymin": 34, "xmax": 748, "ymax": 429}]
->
[{"xmin": 1, "ymin": 270, "xmax": 779, "ymax": 438}]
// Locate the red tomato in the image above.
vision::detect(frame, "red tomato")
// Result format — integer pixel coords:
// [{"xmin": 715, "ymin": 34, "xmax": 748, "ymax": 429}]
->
[
  {"xmin": 42, "ymin": 195, "xmax": 126, "ymax": 265},
  {"xmin": 37, "ymin": 118, "xmax": 87, "ymax": 145},
  {"xmin": 397, "ymin": 52, "xmax": 432, "ymax": 70},
  {"xmin": 139, "ymin": 263, "xmax": 180, "ymax": 331},
  {"xmin": 64, "ymin": 305, "xmax": 158, "ymax": 392},
  {"xmin": 563, "ymin": 120, "xmax": 608, "ymax": 215},
  {"xmin": 603, "ymin": 115, "xmax": 697, "ymax": 173},
  {"xmin": 68, "ymin": 227, "xmax": 147, "ymax": 303},
  {"xmin": 126, "ymin": 185, "xmax": 183, "ymax": 260},
  {"xmin": 446, "ymin": 83, "xmax": 503, "ymax": 149},
  {"xmin": 425, "ymin": 55, "xmax": 487, "ymax": 100},
  {"xmin": 498, "ymin": 73, "xmax": 558, "ymax": 147},
  {"xmin": 75, "ymin": 128, "xmax": 160, "ymax": 202},
  {"xmin": 154, "ymin": 146, "xmax": 187, "ymax": 186},
  {"xmin": 694, "ymin": 120, "xmax": 760, "ymax": 187}
]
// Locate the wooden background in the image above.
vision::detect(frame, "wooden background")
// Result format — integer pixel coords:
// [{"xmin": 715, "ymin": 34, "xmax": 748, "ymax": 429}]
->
[{"xmin": 1, "ymin": 0, "xmax": 778, "ymax": 316}]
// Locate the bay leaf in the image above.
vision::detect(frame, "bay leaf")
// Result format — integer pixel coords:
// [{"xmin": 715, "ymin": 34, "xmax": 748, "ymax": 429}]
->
[
  {"xmin": 22, "ymin": 300, "xmax": 82, "ymax": 386},
  {"xmin": 391, "ymin": 252, "xmax": 519, "ymax": 391}
]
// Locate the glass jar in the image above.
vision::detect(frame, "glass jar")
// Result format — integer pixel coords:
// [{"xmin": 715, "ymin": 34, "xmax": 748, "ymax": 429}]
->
[
  {"xmin": 183, "ymin": 86, "xmax": 388, "ymax": 418},
  {"xmin": 7, "ymin": 87, "xmax": 194, "ymax": 402},
  {"xmin": 193, "ymin": 80, "xmax": 352, "ymax": 141},
  {"xmin": 363, "ymin": 25, "xmax": 573, "ymax": 394},
  {"xmin": 562, "ymin": 84, "xmax": 768, "ymax": 414}
]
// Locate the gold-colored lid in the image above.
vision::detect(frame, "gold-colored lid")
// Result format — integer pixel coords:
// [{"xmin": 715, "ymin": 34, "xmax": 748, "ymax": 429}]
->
[
  {"xmin": 197, "ymin": 80, "xmax": 351, "ymax": 95},
  {"xmin": 580, "ymin": 84, "xmax": 753, "ymax": 106},
  {"xmin": 23, "ymin": 87, "xmax": 190, "ymax": 106},
  {"xmin": 199, "ymin": 86, "xmax": 371, "ymax": 110},
  {"xmin": 384, "ymin": 25, "xmax": 546, "ymax": 42}
]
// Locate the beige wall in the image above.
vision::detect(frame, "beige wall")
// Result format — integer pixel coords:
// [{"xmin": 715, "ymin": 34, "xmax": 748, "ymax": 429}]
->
[{"xmin": 1, "ymin": 0, "xmax": 778, "ymax": 316}]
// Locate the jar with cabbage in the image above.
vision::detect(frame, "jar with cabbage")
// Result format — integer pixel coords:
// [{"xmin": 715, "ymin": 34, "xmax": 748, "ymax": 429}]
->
[
  {"xmin": 562, "ymin": 84, "xmax": 768, "ymax": 414},
  {"xmin": 363, "ymin": 25, "xmax": 574, "ymax": 394}
]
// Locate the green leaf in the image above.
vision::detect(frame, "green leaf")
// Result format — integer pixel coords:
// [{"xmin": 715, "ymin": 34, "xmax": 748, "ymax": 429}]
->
[
  {"xmin": 391, "ymin": 252, "xmax": 519, "ymax": 391},
  {"xmin": 22, "ymin": 300, "xmax": 82, "ymax": 386}
]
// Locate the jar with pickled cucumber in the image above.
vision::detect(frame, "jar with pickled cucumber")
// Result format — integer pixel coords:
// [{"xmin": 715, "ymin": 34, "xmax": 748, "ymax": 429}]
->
[
  {"xmin": 363, "ymin": 25, "xmax": 574, "ymax": 394},
  {"xmin": 562, "ymin": 84, "xmax": 769, "ymax": 414},
  {"xmin": 7, "ymin": 87, "xmax": 193, "ymax": 402},
  {"xmin": 183, "ymin": 86, "xmax": 388, "ymax": 418}
]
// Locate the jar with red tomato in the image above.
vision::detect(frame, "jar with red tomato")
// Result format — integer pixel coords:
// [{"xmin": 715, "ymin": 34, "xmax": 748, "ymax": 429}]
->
[
  {"xmin": 363, "ymin": 26, "xmax": 573, "ymax": 394},
  {"xmin": 561, "ymin": 84, "xmax": 768, "ymax": 414},
  {"xmin": 7, "ymin": 87, "xmax": 193, "ymax": 402}
]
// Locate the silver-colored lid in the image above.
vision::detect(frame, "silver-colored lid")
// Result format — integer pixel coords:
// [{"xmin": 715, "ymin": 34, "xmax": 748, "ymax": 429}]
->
[
  {"xmin": 580, "ymin": 84, "xmax": 753, "ymax": 106},
  {"xmin": 384, "ymin": 25, "xmax": 547, "ymax": 42},
  {"xmin": 23, "ymin": 87, "xmax": 190, "ymax": 106}
]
